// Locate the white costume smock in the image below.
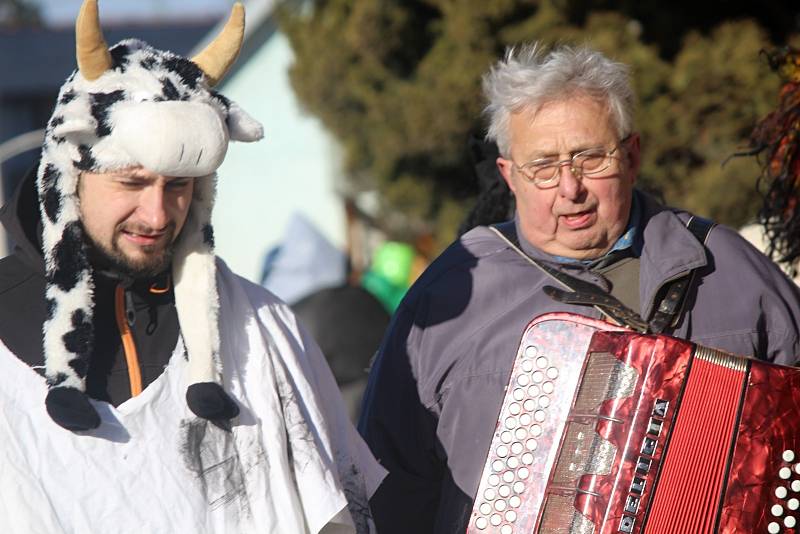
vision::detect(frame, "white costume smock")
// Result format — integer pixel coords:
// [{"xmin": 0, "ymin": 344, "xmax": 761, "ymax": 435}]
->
[{"xmin": 0, "ymin": 260, "xmax": 385, "ymax": 533}]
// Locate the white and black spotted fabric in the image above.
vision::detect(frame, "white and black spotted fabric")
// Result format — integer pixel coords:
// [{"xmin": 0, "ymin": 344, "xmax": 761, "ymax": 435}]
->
[{"xmin": 37, "ymin": 5, "xmax": 262, "ymax": 429}]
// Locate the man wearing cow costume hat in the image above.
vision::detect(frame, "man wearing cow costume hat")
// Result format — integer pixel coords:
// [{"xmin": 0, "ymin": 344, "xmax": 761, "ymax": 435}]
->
[{"xmin": 0, "ymin": 1, "xmax": 383, "ymax": 531}]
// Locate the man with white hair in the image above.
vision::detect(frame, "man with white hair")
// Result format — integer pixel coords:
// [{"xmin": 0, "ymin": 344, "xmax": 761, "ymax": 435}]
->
[
  {"xmin": 0, "ymin": 1, "xmax": 382, "ymax": 532},
  {"xmin": 359, "ymin": 43, "xmax": 800, "ymax": 533}
]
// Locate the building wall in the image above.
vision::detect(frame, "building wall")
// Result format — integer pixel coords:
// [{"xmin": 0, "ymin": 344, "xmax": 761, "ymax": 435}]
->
[{"xmin": 213, "ymin": 30, "xmax": 346, "ymax": 283}]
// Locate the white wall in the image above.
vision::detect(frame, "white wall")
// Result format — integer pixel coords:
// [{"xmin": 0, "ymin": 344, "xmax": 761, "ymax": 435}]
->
[{"xmin": 213, "ymin": 31, "xmax": 346, "ymax": 283}]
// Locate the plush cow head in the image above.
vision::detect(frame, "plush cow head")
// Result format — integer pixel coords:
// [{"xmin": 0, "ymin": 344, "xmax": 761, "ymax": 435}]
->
[{"xmin": 38, "ymin": 0, "xmax": 263, "ymax": 430}]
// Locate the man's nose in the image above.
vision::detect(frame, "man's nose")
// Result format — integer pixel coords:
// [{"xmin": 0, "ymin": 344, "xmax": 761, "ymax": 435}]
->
[
  {"xmin": 557, "ymin": 162, "xmax": 584, "ymax": 200},
  {"xmin": 137, "ymin": 186, "xmax": 169, "ymax": 230}
]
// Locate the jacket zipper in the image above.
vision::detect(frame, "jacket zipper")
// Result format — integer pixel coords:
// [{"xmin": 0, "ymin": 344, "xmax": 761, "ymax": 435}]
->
[{"xmin": 114, "ymin": 284, "xmax": 143, "ymax": 397}]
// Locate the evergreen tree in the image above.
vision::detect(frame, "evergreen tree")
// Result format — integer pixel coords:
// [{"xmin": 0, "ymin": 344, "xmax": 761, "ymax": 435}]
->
[{"xmin": 280, "ymin": 0, "xmax": 800, "ymax": 248}]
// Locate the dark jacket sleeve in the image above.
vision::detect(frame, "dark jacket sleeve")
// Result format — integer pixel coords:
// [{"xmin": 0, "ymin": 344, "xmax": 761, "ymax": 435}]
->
[{"xmin": 358, "ymin": 302, "xmax": 444, "ymax": 534}]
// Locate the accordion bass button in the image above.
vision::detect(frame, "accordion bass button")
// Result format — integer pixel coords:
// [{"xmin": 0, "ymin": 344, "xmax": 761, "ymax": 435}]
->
[
  {"xmin": 479, "ymin": 503, "xmax": 492, "ymax": 515},
  {"xmin": 500, "ymin": 525, "xmax": 513, "ymax": 534},
  {"xmin": 772, "ymin": 504, "xmax": 784, "ymax": 517},
  {"xmin": 474, "ymin": 517, "xmax": 488, "ymax": 530},
  {"xmin": 505, "ymin": 510, "xmax": 517, "ymax": 522},
  {"xmin": 785, "ymin": 516, "xmax": 797, "ymax": 528},
  {"xmin": 788, "ymin": 498, "xmax": 799, "ymax": 510},
  {"xmin": 792, "ymin": 480, "xmax": 800, "ymax": 492},
  {"xmin": 783, "ymin": 450, "xmax": 796, "ymax": 463},
  {"xmin": 524, "ymin": 345, "xmax": 538, "ymax": 358},
  {"xmin": 776, "ymin": 486, "xmax": 789, "ymax": 499},
  {"xmin": 767, "ymin": 522, "xmax": 780, "ymax": 534},
  {"xmin": 780, "ymin": 467, "xmax": 792, "ymax": 479}
]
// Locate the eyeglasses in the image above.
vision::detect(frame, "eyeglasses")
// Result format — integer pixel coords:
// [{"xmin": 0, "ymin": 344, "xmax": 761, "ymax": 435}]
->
[{"xmin": 512, "ymin": 135, "xmax": 631, "ymax": 189}]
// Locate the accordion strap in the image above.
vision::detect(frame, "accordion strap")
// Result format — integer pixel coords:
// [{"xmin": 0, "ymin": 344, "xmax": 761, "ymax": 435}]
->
[{"xmin": 490, "ymin": 215, "xmax": 714, "ymax": 334}]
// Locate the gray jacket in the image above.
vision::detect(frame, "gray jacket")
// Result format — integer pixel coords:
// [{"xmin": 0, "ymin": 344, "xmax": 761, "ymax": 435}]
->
[{"xmin": 359, "ymin": 193, "xmax": 800, "ymax": 533}]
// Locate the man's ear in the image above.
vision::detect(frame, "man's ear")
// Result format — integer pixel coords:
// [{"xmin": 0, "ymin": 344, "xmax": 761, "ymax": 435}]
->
[
  {"xmin": 496, "ymin": 156, "xmax": 516, "ymax": 194},
  {"xmin": 624, "ymin": 133, "xmax": 641, "ymax": 185}
]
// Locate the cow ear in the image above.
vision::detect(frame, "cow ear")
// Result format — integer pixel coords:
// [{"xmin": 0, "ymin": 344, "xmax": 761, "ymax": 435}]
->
[
  {"xmin": 51, "ymin": 118, "xmax": 98, "ymax": 139},
  {"xmin": 226, "ymin": 101, "xmax": 263, "ymax": 142}
]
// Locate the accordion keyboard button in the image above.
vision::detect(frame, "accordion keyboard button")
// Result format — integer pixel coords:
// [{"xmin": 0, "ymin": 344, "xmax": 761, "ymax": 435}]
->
[
  {"xmin": 499, "ymin": 485, "xmax": 511, "ymax": 498},
  {"xmin": 505, "ymin": 510, "xmax": 517, "ymax": 522},
  {"xmin": 501, "ymin": 431, "xmax": 513, "ymax": 444},
  {"xmin": 527, "ymin": 385, "xmax": 540, "ymax": 397},
  {"xmin": 484, "ymin": 488, "xmax": 496, "ymax": 501},
  {"xmin": 523, "ymin": 399, "xmax": 536, "ymax": 411},
  {"xmin": 519, "ymin": 414, "xmax": 532, "ymax": 426},
  {"xmin": 524, "ymin": 345, "xmax": 538, "ymax": 358},
  {"xmin": 492, "ymin": 460, "xmax": 505, "ymax": 472},
  {"xmin": 488, "ymin": 474, "xmax": 500, "ymax": 486},
  {"xmin": 502, "ymin": 471, "xmax": 515, "ymax": 483},
  {"xmin": 494, "ymin": 499, "xmax": 507, "ymax": 512},
  {"xmin": 507, "ymin": 457, "xmax": 519, "ymax": 469},
  {"xmin": 509, "ymin": 403, "xmax": 521, "ymax": 415},
  {"xmin": 532, "ymin": 371, "xmax": 544, "ymax": 383},
  {"xmin": 497, "ymin": 445, "xmax": 509, "ymax": 458},
  {"xmin": 536, "ymin": 356, "xmax": 548, "ymax": 369},
  {"xmin": 513, "ymin": 481, "xmax": 525, "ymax": 494},
  {"xmin": 514, "ymin": 428, "xmax": 527, "ymax": 441},
  {"xmin": 783, "ymin": 450, "xmax": 796, "ymax": 462},
  {"xmin": 530, "ymin": 425, "xmax": 542, "ymax": 437},
  {"xmin": 490, "ymin": 513, "xmax": 502, "ymax": 526},
  {"xmin": 517, "ymin": 467, "xmax": 530, "ymax": 480},
  {"xmin": 480, "ymin": 503, "xmax": 492, "ymax": 515},
  {"xmin": 538, "ymin": 396, "xmax": 551, "ymax": 408},
  {"xmin": 546, "ymin": 367, "xmax": 559, "ymax": 379},
  {"xmin": 517, "ymin": 375, "xmax": 530, "ymax": 387},
  {"xmin": 521, "ymin": 360, "xmax": 534, "ymax": 373},
  {"xmin": 500, "ymin": 525, "xmax": 513, "ymax": 534},
  {"xmin": 521, "ymin": 453, "xmax": 534, "ymax": 465},
  {"xmin": 474, "ymin": 517, "xmax": 488, "ymax": 530},
  {"xmin": 543, "ymin": 382, "xmax": 555, "ymax": 394},
  {"xmin": 511, "ymin": 442, "xmax": 523, "ymax": 455},
  {"xmin": 509, "ymin": 495, "xmax": 521, "ymax": 508},
  {"xmin": 512, "ymin": 388, "xmax": 525, "ymax": 401}
]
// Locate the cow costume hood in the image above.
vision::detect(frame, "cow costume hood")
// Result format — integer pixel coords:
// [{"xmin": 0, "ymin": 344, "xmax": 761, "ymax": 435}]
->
[{"xmin": 39, "ymin": 0, "xmax": 263, "ymax": 430}]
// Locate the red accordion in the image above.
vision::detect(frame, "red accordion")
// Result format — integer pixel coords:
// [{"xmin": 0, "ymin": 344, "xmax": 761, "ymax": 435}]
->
[{"xmin": 468, "ymin": 313, "xmax": 800, "ymax": 534}]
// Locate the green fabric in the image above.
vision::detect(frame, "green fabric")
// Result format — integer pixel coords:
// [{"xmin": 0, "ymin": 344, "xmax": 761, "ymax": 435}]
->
[{"xmin": 361, "ymin": 242, "xmax": 415, "ymax": 313}]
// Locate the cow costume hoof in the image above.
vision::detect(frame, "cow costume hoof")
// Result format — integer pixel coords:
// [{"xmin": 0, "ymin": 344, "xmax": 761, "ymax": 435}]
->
[
  {"xmin": 186, "ymin": 382, "xmax": 239, "ymax": 420},
  {"xmin": 45, "ymin": 387, "xmax": 101, "ymax": 431}
]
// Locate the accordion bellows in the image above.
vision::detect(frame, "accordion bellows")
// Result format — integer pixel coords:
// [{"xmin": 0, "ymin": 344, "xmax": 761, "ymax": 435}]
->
[{"xmin": 468, "ymin": 313, "xmax": 800, "ymax": 534}]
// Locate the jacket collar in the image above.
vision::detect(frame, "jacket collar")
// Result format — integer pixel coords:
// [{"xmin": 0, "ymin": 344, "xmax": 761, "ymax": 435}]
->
[{"xmin": 509, "ymin": 189, "xmax": 709, "ymax": 319}]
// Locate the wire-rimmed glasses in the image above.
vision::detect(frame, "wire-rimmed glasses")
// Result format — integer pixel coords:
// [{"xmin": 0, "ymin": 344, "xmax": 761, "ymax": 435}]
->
[{"xmin": 512, "ymin": 135, "xmax": 632, "ymax": 189}]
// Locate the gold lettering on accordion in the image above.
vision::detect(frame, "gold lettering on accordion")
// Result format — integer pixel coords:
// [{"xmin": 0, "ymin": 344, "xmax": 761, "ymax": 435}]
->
[{"xmin": 618, "ymin": 398, "xmax": 670, "ymax": 533}]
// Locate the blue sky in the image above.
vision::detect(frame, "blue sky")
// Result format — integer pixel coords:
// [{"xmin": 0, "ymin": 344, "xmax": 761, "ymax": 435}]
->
[{"xmin": 35, "ymin": 0, "xmax": 230, "ymax": 27}]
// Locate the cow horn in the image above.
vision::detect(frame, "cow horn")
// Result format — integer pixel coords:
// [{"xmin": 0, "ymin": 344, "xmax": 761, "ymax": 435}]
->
[
  {"xmin": 192, "ymin": 3, "xmax": 245, "ymax": 87},
  {"xmin": 75, "ymin": 0, "xmax": 112, "ymax": 81}
]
